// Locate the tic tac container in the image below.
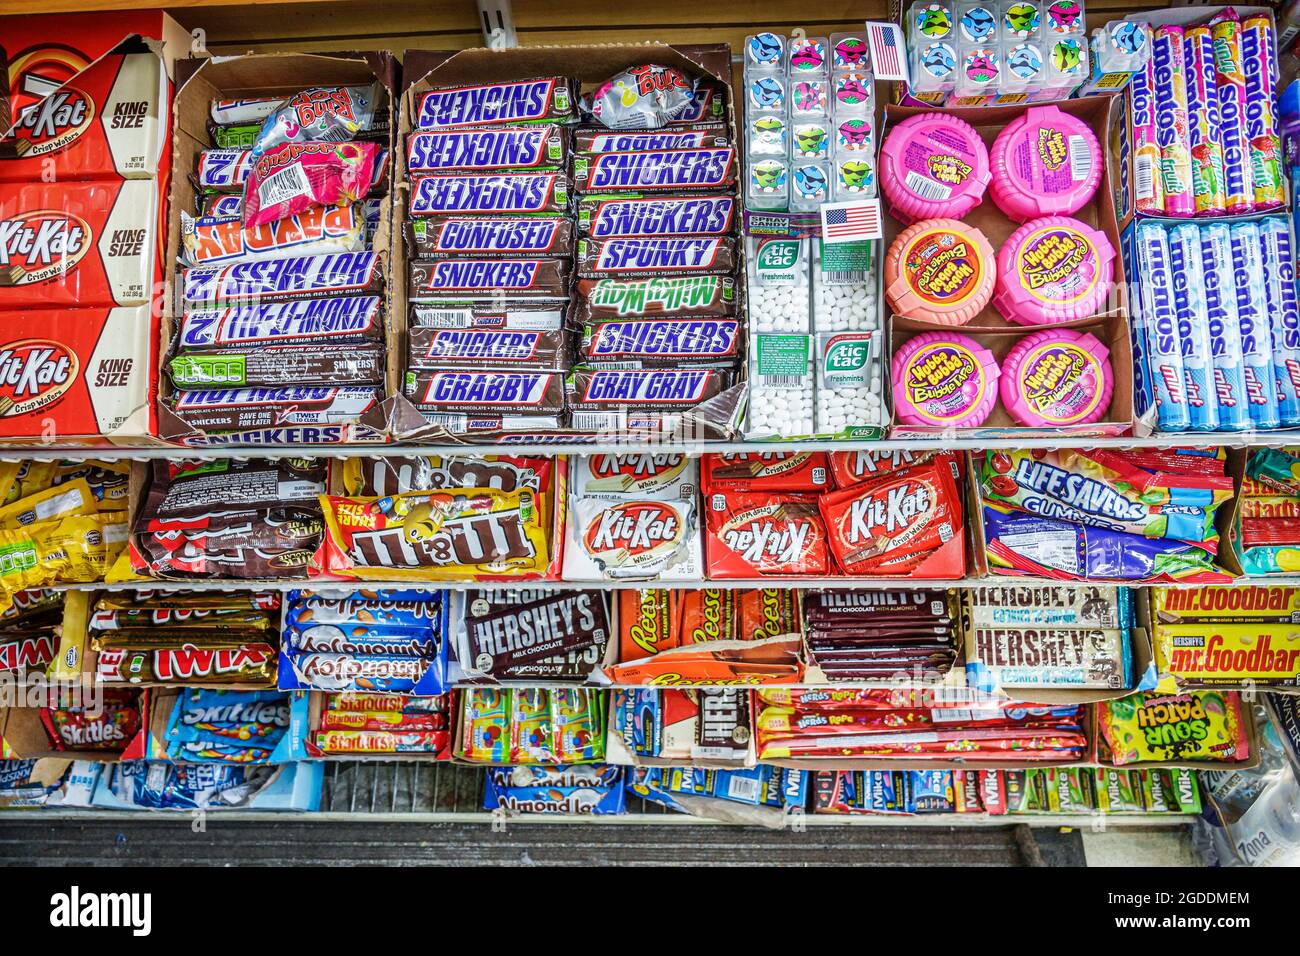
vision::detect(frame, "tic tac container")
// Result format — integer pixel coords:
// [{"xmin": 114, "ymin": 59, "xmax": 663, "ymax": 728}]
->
[
  {"xmin": 879, "ymin": 112, "xmax": 990, "ymax": 223},
  {"xmin": 1184, "ymin": 25, "xmax": 1227, "ymax": 216},
  {"xmin": 1200, "ymin": 222, "xmax": 1252, "ymax": 431},
  {"xmin": 1135, "ymin": 221, "xmax": 1190, "ymax": 431},
  {"xmin": 989, "ymin": 104, "xmax": 1101, "ymax": 221},
  {"xmin": 1167, "ymin": 222, "xmax": 1218, "ymax": 431},
  {"xmin": 1257, "ymin": 216, "xmax": 1300, "ymax": 426},
  {"xmin": 1152, "ymin": 25, "xmax": 1194, "ymax": 218},
  {"xmin": 1080, "ymin": 20, "xmax": 1151, "ymax": 97},
  {"xmin": 1229, "ymin": 220, "xmax": 1281, "ymax": 429}
]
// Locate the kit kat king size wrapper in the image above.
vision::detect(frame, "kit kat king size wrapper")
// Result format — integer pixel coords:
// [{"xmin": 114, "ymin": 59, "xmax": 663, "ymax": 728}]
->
[{"xmin": 562, "ymin": 496, "xmax": 702, "ymax": 581}]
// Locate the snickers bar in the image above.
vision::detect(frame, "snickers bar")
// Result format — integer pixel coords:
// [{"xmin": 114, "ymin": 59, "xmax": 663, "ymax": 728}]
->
[
  {"xmin": 577, "ymin": 193, "xmax": 736, "ymax": 237},
  {"xmin": 409, "ymin": 301, "xmax": 565, "ymax": 330},
  {"xmin": 577, "ymin": 275, "xmax": 736, "ymax": 321},
  {"xmin": 406, "ymin": 125, "xmax": 568, "ymax": 172},
  {"xmin": 414, "ymin": 77, "xmax": 576, "ymax": 129},
  {"xmin": 403, "ymin": 369, "xmax": 565, "ymax": 414},
  {"xmin": 406, "ymin": 216, "xmax": 573, "ymax": 258},
  {"xmin": 409, "ymin": 172, "xmax": 569, "ymax": 216},
  {"xmin": 169, "ymin": 341, "xmax": 386, "ymax": 388},
  {"xmin": 575, "ymin": 123, "xmax": 731, "ymax": 154},
  {"xmin": 182, "ymin": 252, "xmax": 382, "ymax": 308},
  {"xmin": 409, "ymin": 257, "xmax": 569, "ymax": 296},
  {"xmin": 573, "ymin": 148, "xmax": 736, "ymax": 191},
  {"xmin": 176, "ymin": 296, "xmax": 383, "ymax": 348},
  {"xmin": 566, "ymin": 367, "xmax": 730, "ymax": 410},
  {"xmin": 169, "ymin": 386, "xmax": 380, "ymax": 432},
  {"xmin": 464, "ymin": 590, "xmax": 610, "ymax": 676},
  {"xmin": 577, "ymin": 236, "xmax": 736, "ymax": 278},
  {"xmin": 580, "ymin": 318, "xmax": 740, "ymax": 364},
  {"xmin": 408, "ymin": 327, "xmax": 570, "ymax": 370}
]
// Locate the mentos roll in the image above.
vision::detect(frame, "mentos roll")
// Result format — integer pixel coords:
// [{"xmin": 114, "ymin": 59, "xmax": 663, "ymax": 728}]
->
[
  {"xmin": 1168, "ymin": 223, "xmax": 1217, "ymax": 431},
  {"xmin": 1130, "ymin": 58, "xmax": 1164, "ymax": 215},
  {"xmin": 1152, "ymin": 26, "xmax": 1194, "ymax": 217},
  {"xmin": 1258, "ymin": 217, "xmax": 1300, "ymax": 425},
  {"xmin": 1183, "ymin": 27, "xmax": 1226, "ymax": 216},
  {"xmin": 1212, "ymin": 12, "xmax": 1254, "ymax": 214},
  {"xmin": 1200, "ymin": 223, "xmax": 1251, "ymax": 431},
  {"xmin": 1230, "ymin": 221, "xmax": 1281, "ymax": 429},
  {"xmin": 1135, "ymin": 222, "xmax": 1189, "ymax": 431},
  {"xmin": 1241, "ymin": 15, "xmax": 1286, "ymax": 210}
]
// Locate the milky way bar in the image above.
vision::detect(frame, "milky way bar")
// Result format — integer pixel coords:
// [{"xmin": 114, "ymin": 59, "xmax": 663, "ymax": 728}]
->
[
  {"xmin": 169, "ymin": 386, "xmax": 380, "ymax": 432},
  {"xmin": 577, "ymin": 236, "xmax": 736, "ymax": 278},
  {"xmin": 576, "ymin": 123, "xmax": 731, "ymax": 154},
  {"xmin": 566, "ymin": 367, "xmax": 729, "ymax": 410},
  {"xmin": 577, "ymin": 193, "xmax": 736, "ymax": 238},
  {"xmin": 404, "ymin": 369, "xmax": 565, "ymax": 414},
  {"xmin": 465, "ymin": 590, "xmax": 610, "ymax": 675},
  {"xmin": 409, "ymin": 172, "xmax": 569, "ymax": 215},
  {"xmin": 406, "ymin": 125, "xmax": 568, "ymax": 172},
  {"xmin": 408, "ymin": 327, "xmax": 569, "ymax": 370},
  {"xmin": 409, "ymin": 301, "xmax": 565, "ymax": 330},
  {"xmin": 177, "ymin": 295, "xmax": 383, "ymax": 348},
  {"xmin": 581, "ymin": 318, "xmax": 740, "ymax": 364},
  {"xmin": 170, "ymin": 342, "xmax": 386, "ymax": 388},
  {"xmin": 183, "ymin": 252, "xmax": 382, "ymax": 308},
  {"xmin": 574, "ymin": 148, "xmax": 736, "ymax": 191},
  {"xmin": 577, "ymin": 275, "xmax": 736, "ymax": 321},
  {"xmin": 409, "ymin": 257, "xmax": 569, "ymax": 296},
  {"xmin": 181, "ymin": 204, "xmax": 365, "ymax": 266},
  {"xmin": 407, "ymin": 216, "xmax": 573, "ymax": 258},
  {"xmin": 415, "ymin": 77, "xmax": 576, "ymax": 129}
]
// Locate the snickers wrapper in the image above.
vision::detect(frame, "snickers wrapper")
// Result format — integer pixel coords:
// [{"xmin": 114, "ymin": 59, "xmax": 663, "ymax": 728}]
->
[
  {"xmin": 577, "ymin": 193, "xmax": 737, "ymax": 238},
  {"xmin": 181, "ymin": 204, "xmax": 365, "ymax": 267},
  {"xmin": 414, "ymin": 77, "xmax": 576, "ymax": 129},
  {"xmin": 406, "ymin": 125, "xmax": 569, "ymax": 172},
  {"xmin": 169, "ymin": 341, "xmax": 385, "ymax": 388},
  {"xmin": 176, "ymin": 295, "xmax": 383, "ymax": 349},
  {"xmin": 576, "ymin": 275, "xmax": 736, "ymax": 321},
  {"xmin": 566, "ymin": 367, "xmax": 729, "ymax": 411},
  {"xmin": 406, "ymin": 216, "xmax": 573, "ymax": 259},
  {"xmin": 575, "ymin": 123, "xmax": 731, "ymax": 154},
  {"xmin": 408, "ymin": 172, "xmax": 569, "ymax": 216},
  {"xmin": 168, "ymin": 385, "xmax": 380, "ymax": 432},
  {"xmin": 182, "ymin": 252, "xmax": 382, "ymax": 308},
  {"xmin": 465, "ymin": 590, "xmax": 609, "ymax": 676},
  {"xmin": 409, "ymin": 301, "xmax": 565, "ymax": 330},
  {"xmin": 580, "ymin": 318, "xmax": 740, "ymax": 366},
  {"xmin": 408, "ymin": 257, "xmax": 569, "ymax": 297},
  {"xmin": 403, "ymin": 368, "xmax": 564, "ymax": 414},
  {"xmin": 147, "ymin": 458, "xmax": 326, "ymax": 513},
  {"xmin": 573, "ymin": 148, "xmax": 736, "ymax": 191},
  {"xmin": 577, "ymin": 236, "xmax": 736, "ymax": 278},
  {"xmin": 407, "ymin": 326, "xmax": 570, "ymax": 370},
  {"xmin": 0, "ymin": 178, "xmax": 161, "ymax": 308},
  {"xmin": 0, "ymin": 51, "xmax": 167, "ymax": 182}
]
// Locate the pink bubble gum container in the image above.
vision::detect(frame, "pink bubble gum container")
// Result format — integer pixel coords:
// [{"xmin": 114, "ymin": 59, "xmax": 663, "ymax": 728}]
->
[
  {"xmin": 993, "ymin": 215, "xmax": 1116, "ymax": 326},
  {"xmin": 880, "ymin": 112, "xmax": 991, "ymax": 224},
  {"xmin": 892, "ymin": 330, "xmax": 1001, "ymax": 427},
  {"xmin": 885, "ymin": 218, "xmax": 997, "ymax": 326},
  {"xmin": 999, "ymin": 328, "xmax": 1114, "ymax": 426},
  {"xmin": 989, "ymin": 104, "xmax": 1102, "ymax": 222}
]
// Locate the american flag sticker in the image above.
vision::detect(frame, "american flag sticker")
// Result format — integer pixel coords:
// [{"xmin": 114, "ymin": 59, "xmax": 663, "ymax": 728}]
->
[
  {"xmin": 820, "ymin": 200, "xmax": 883, "ymax": 243},
  {"xmin": 866, "ymin": 21, "xmax": 910, "ymax": 83}
]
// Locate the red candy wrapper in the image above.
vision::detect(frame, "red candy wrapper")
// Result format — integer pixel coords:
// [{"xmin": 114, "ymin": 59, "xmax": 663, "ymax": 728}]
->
[
  {"xmin": 703, "ymin": 452, "xmax": 832, "ymax": 492},
  {"xmin": 704, "ymin": 490, "xmax": 831, "ymax": 576},
  {"xmin": 40, "ymin": 691, "xmax": 141, "ymax": 752},
  {"xmin": 242, "ymin": 141, "xmax": 382, "ymax": 228}
]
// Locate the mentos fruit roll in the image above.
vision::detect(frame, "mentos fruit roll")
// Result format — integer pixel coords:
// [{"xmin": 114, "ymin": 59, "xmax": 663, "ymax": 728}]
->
[
  {"xmin": 1257, "ymin": 217, "xmax": 1300, "ymax": 425},
  {"xmin": 1212, "ymin": 10, "xmax": 1254, "ymax": 214},
  {"xmin": 1167, "ymin": 223, "xmax": 1217, "ymax": 431},
  {"xmin": 414, "ymin": 78, "xmax": 577, "ymax": 130},
  {"xmin": 1183, "ymin": 27, "xmax": 1226, "ymax": 216},
  {"xmin": 1230, "ymin": 221, "xmax": 1281, "ymax": 428},
  {"xmin": 1152, "ymin": 26, "xmax": 1194, "ymax": 217},
  {"xmin": 1200, "ymin": 223, "xmax": 1252, "ymax": 430},
  {"xmin": 1135, "ymin": 222, "xmax": 1189, "ymax": 431},
  {"xmin": 1241, "ymin": 15, "xmax": 1286, "ymax": 211},
  {"xmin": 1130, "ymin": 57, "xmax": 1164, "ymax": 215}
]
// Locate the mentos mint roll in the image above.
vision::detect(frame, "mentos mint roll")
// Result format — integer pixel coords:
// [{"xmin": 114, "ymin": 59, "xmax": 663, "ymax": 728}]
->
[
  {"xmin": 405, "ymin": 125, "xmax": 568, "ymax": 172},
  {"xmin": 414, "ymin": 78, "xmax": 576, "ymax": 129},
  {"xmin": 1258, "ymin": 217, "xmax": 1300, "ymax": 425},
  {"xmin": 1212, "ymin": 11, "xmax": 1254, "ymax": 214},
  {"xmin": 1135, "ymin": 222, "xmax": 1189, "ymax": 431},
  {"xmin": 1229, "ymin": 220, "xmax": 1281, "ymax": 429},
  {"xmin": 1200, "ymin": 223, "xmax": 1252, "ymax": 430},
  {"xmin": 1241, "ymin": 15, "xmax": 1286, "ymax": 210},
  {"xmin": 1152, "ymin": 26, "xmax": 1194, "ymax": 217},
  {"xmin": 1183, "ymin": 27, "xmax": 1226, "ymax": 216},
  {"xmin": 573, "ymin": 148, "xmax": 736, "ymax": 191},
  {"xmin": 177, "ymin": 296, "xmax": 383, "ymax": 349},
  {"xmin": 406, "ymin": 217, "xmax": 573, "ymax": 258},
  {"xmin": 1168, "ymin": 224, "xmax": 1217, "ymax": 431},
  {"xmin": 408, "ymin": 172, "xmax": 569, "ymax": 216},
  {"xmin": 576, "ymin": 236, "xmax": 737, "ymax": 278},
  {"xmin": 576, "ymin": 194, "xmax": 736, "ymax": 238}
]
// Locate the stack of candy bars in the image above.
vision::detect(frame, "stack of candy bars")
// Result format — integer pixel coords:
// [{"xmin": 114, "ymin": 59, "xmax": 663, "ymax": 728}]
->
[
  {"xmin": 310, "ymin": 692, "xmax": 451, "ymax": 756},
  {"xmin": 457, "ymin": 687, "xmax": 605, "ymax": 764},
  {"xmin": 754, "ymin": 687, "xmax": 1089, "ymax": 762},
  {"xmin": 981, "ymin": 766, "xmax": 1203, "ymax": 815},
  {"xmin": 629, "ymin": 765, "xmax": 808, "ymax": 814},
  {"xmin": 612, "ymin": 688, "xmax": 755, "ymax": 763},
  {"xmin": 1235, "ymin": 449, "xmax": 1300, "ymax": 574},
  {"xmin": 0, "ymin": 591, "xmax": 63, "ymax": 679},
  {"xmin": 1098, "ymin": 689, "xmax": 1252, "ymax": 765},
  {"xmin": 813, "ymin": 769, "xmax": 980, "ymax": 814},
  {"xmin": 172, "ymin": 81, "xmax": 391, "ymax": 443},
  {"xmin": 803, "ymin": 589, "xmax": 959, "ymax": 683},
  {"xmin": 484, "ymin": 764, "xmax": 625, "ymax": 815},
  {"xmin": 90, "ymin": 590, "xmax": 281, "ymax": 687},
  {"xmin": 905, "ymin": 0, "xmax": 1091, "ymax": 105},
  {"xmin": 402, "ymin": 76, "xmax": 577, "ymax": 436},
  {"xmin": 0, "ymin": 460, "xmax": 129, "ymax": 612},
  {"xmin": 979, "ymin": 447, "xmax": 1233, "ymax": 583},
  {"xmin": 41, "ymin": 690, "xmax": 141, "ymax": 755},
  {"xmin": 278, "ymin": 589, "xmax": 449, "ymax": 696},
  {"xmin": 130, "ymin": 459, "xmax": 326, "ymax": 580},
  {"xmin": 163, "ymin": 688, "xmax": 291, "ymax": 764},
  {"xmin": 1151, "ymin": 585, "xmax": 1300, "ymax": 690},
  {"xmin": 0, "ymin": 39, "xmax": 167, "ymax": 441},
  {"xmin": 701, "ymin": 450, "xmax": 966, "ymax": 578},
  {"xmin": 963, "ymin": 583, "xmax": 1133, "ymax": 692},
  {"xmin": 455, "ymin": 588, "xmax": 610, "ymax": 683}
]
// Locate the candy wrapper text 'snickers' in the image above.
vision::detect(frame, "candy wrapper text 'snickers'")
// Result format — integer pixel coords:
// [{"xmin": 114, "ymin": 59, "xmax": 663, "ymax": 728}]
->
[{"xmin": 415, "ymin": 78, "xmax": 576, "ymax": 129}]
